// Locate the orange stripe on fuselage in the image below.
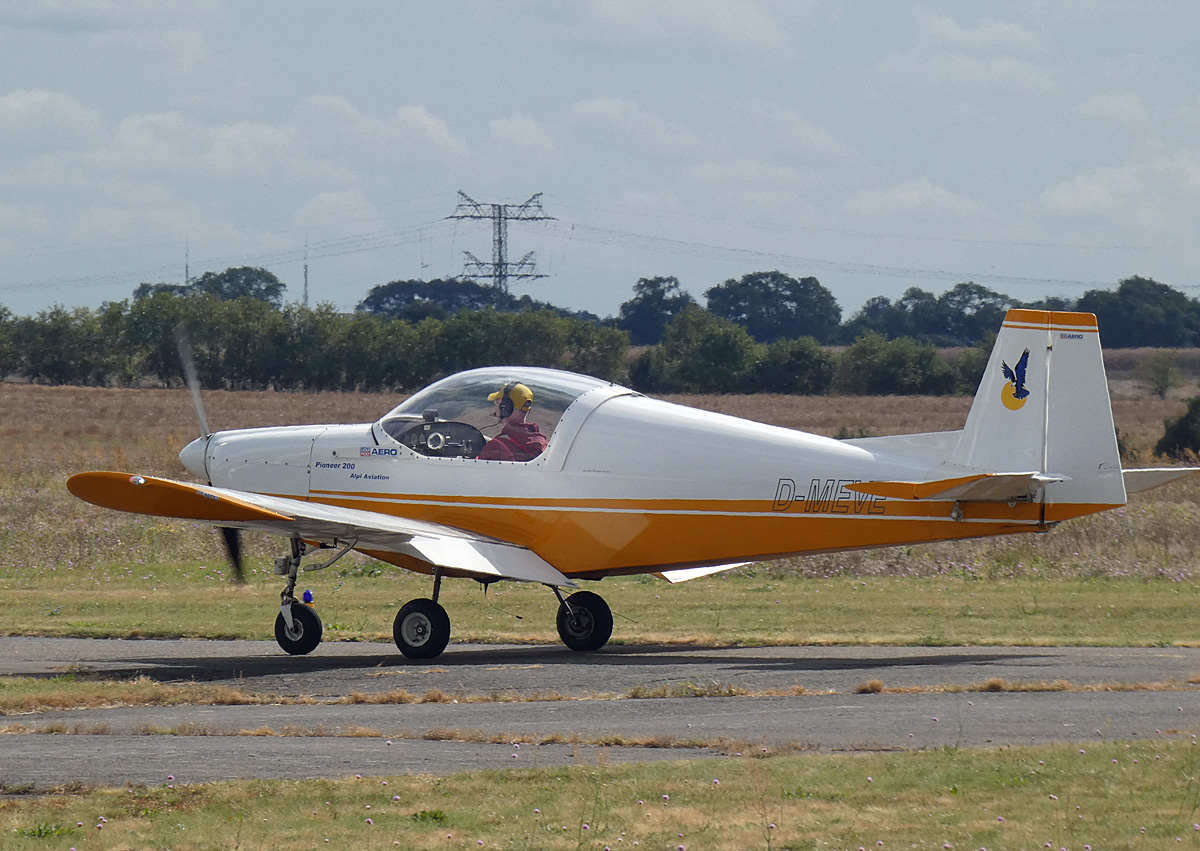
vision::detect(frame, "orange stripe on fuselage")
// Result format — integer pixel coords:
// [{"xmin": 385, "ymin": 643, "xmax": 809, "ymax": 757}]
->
[{"xmin": 307, "ymin": 489, "xmax": 1118, "ymax": 575}]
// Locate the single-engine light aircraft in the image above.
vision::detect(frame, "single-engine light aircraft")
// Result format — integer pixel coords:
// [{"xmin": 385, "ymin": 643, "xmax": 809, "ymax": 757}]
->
[{"xmin": 68, "ymin": 309, "xmax": 1199, "ymax": 659}]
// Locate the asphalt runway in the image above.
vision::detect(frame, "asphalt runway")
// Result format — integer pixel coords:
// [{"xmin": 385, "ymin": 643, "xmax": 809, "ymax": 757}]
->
[{"xmin": 2, "ymin": 637, "xmax": 1199, "ymax": 789}]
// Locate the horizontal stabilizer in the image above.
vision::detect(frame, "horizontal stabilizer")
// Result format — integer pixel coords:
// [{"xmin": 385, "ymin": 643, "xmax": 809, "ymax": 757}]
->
[
  {"xmin": 1122, "ymin": 467, "xmax": 1200, "ymax": 494},
  {"xmin": 656, "ymin": 562, "xmax": 749, "ymax": 584},
  {"xmin": 847, "ymin": 471, "xmax": 1064, "ymax": 502}
]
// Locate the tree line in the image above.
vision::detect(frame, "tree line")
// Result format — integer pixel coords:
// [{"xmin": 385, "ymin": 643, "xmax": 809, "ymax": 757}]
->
[
  {"xmin": 0, "ymin": 291, "xmax": 626, "ymax": 392},
  {"xmin": 0, "ymin": 267, "xmax": 1194, "ymax": 396},
  {"xmin": 614, "ymin": 272, "xmax": 1200, "ymax": 349}
]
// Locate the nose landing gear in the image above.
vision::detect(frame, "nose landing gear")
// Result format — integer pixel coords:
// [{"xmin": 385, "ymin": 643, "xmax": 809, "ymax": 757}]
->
[{"xmin": 274, "ymin": 538, "xmax": 324, "ymax": 655}]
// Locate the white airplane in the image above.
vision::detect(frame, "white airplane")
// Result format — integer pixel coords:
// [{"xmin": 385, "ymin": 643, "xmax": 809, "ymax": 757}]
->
[{"xmin": 68, "ymin": 309, "xmax": 1197, "ymax": 660}]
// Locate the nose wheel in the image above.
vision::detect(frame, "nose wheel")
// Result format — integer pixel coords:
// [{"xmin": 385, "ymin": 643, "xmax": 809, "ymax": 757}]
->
[{"xmin": 275, "ymin": 602, "xmax": 323, "ymax": 655}]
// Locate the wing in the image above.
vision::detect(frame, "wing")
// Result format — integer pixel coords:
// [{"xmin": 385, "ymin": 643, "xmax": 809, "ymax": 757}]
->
[
  {"xmin": 1015, "ymin": 349, "xmax": 1029, "ymax": 383},
  {"xmin": 67, "ymin": 471, "xmax": 574, "ymax": 588},
  {"xmin": 1001, "ymin": 360, "xmax": 1015, "ymax": 383}
]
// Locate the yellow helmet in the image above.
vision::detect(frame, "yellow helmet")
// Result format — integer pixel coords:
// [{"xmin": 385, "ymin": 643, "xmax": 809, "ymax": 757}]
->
[{"xmin": 487, "ymin": 382, "xmax": 533, "ymax": 416}]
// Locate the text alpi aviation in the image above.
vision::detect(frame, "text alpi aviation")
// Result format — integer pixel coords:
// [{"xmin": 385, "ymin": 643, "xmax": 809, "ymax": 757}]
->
[{"xmin": 69, "ymin": 309, "xmax": 1198, "ymax": 660}]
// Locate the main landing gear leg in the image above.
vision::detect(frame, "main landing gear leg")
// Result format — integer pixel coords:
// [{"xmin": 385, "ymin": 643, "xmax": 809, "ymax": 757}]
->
[
  {"xmin": 273, "ymin": 537, "xmax": 323, "ymax": 655},
  {"xmin": 554, "ymin": 587, "xmax": 613, "ymax": 652},
  {"xmin": 393, "ymin": 566, "xmax": 451, "ymax": 660}
]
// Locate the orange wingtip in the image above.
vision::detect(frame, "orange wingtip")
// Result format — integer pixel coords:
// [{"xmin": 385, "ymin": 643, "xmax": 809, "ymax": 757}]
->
[{"xmin": 67, "ymin": 471, "xmax": 292, "ymax": 523}]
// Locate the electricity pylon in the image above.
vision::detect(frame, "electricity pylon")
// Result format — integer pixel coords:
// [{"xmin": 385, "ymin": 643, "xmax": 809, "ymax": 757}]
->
[{"xmin": 447, "ymin": 191, "xmax": 553, "ymax": 293}]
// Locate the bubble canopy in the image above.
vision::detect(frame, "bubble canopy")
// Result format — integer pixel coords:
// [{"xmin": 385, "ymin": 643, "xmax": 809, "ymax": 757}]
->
[{"xmin": 378, "ymin": 367, "xmax": 620, "ymax": 444}]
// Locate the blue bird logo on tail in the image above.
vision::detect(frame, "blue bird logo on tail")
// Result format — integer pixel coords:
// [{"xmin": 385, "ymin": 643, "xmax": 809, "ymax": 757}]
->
[{"xmin": 1000, "ymin": 348, "xmax": 1030, "ymax": 410}]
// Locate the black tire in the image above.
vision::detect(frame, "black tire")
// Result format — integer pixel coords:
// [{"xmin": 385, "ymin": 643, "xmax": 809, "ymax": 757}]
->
[
  {"xmin": 393, "ymin": 598, "xmax": 451, "ymax": 659},
  {"xmin": 556, "ymin": 590, "xmax": 613, "ymax": 652},
  {"xmin": 274, "ymin": 602, "xmax": 323, "ymax": 655}
]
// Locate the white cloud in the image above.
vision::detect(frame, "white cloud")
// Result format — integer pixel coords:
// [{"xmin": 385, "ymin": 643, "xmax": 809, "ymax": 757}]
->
[
  {"xmin": 489, "ymin": 114, "xmax": 557, "ymax": 158},
  {"xmin": 536, "ymin": 0, "xmax": 792, "ymax": 55},
  {"xmin": 842, "ymin": 178, "xmax": 986, "ymax": 221},
  {"xmin": 1075, "ymin": 91, "xmax": 1150, "ymax": 126},
  {"xmin": 567, "ymin": 97, "xmax": 700, "ymax": 156},
  {"xmin": 728, "ymin": 100, "xmax": 849, "ymax": 163},
  {"xmin": 1038, "ymin": 151, "xmax": 1200, "ymax": 234},
  {"xmin": 293, "ymin": 188, "xmax": 381, "ymax": 235},
  {"xmin": 0, "ymin": 90, "xmax": 104, "ymax": 152},
  {"xmin": 203, "ymin": 121, "xmax": 296, "ymax": 179},
  {"xmin": 0, "ymin": 0, "xmax": 219, "ymax": 32},
  {"xmin": 874, "ymin": 49, "xmax": 1057, "ymax": 96},
  {"xmin": 1, "ymin": 1, "xmax": 224, "ymax": 77},
  {"xmin": 294, "ymin": 95, "xmax": 469, "ymax": 162},
  {"xmin": 874, "ymin": 8, "xmax": 1055, "ymax": 96},
  {"xmin": 914, "ymin": 6, "xmax": 1043, "ymax": 53}
]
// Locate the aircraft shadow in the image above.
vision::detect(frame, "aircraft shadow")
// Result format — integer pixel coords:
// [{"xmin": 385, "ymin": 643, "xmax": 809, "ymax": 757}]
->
[{"xmin": 38, "ymin": 642, "xmax": 1051, "ymax": 687}]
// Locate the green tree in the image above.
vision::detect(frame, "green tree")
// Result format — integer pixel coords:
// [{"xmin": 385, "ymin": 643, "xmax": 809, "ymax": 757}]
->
[
  {"xmin": 705, "ymin": 271, "xmax": 840, "ymax": 343},
  {"xmin": 1078, "ymin": 276, "xmax": 1200, "ymax": 348},
  {"xmin": 561, "ymin": 322, "xmax": 629, "ymax": 380},
  {"xmin": 217, "ymin": 297, "xmax": 292, "ymax": 389},
  {"xmin": 1134, "ymin": 350, "xmax": 1185, "ymax": 400},
  {"xmin": 938, "ymin": 282, "xmax": 1015, "ymax": 345},
  {"xmin": 835, "ymin": 332, "xmax": 957, "ymax": 395},
  {"xmin": 135, "ymin": 266, "xmax": 287, "ymax": 308},
  {"xmin": 1155, "ymin": 395, "xmax": 1200, "ymax": 459},
  {"xmin": 12, "ymin": 305, "xmax": 108, "ymax": 385},
  {"xmin": 841, "ymin": 284, "xmax": 1015, "ymax": 346},
  {"xmin": 127, "ymin": 291, "xmax": 212, "ymax": 386},
  {"xmin": 752, "ymin": 336, "xmax": 836, "ymax": 394},
  {"xmin": 647, "ymin": 305, "xmax": 763, "ymax": 393},
  {"xmin": 0, "ymin": 306, "xmax": 17, "ymax": 378},
  {"xmin": 616, "ymin": 276, "xmax": 696, "ymax": 346},
  {"xmin": 281, "ymin": 303, "xmax": 350, "ymax": 391},
  {"xmin": 357, "ymin": 278, "xmax": 509, "ymax": 320}
]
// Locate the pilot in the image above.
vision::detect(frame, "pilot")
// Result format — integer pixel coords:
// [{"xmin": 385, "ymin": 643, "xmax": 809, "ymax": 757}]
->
[{"xmin": 477, "ymin": 382, "xmax": 548, "ymax": 462}]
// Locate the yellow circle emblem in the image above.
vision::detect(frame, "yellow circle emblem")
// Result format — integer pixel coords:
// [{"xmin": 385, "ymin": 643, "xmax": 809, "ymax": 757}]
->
[{"xmin": 1001, "ymin": 383, "xmax": 1027, "ymax": 411}]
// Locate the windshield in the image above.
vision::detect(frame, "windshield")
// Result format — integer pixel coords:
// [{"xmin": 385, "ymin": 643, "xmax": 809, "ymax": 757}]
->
[{"xmin": 379, "ymin": 367, "xmax": 618, "ymax": 447}]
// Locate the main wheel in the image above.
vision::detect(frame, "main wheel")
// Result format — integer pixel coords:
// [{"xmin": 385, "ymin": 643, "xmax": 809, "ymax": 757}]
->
[
  {"xmin": 556, "ymin": 590, "xmax": 613, "ymax": 652},
  {"xmin": 274, "ymin": 602, "xmax": 323, "ymax": 655},
  {"xmin": 393, "ymin": 598, "xmax": 451, "ymax": 659}
]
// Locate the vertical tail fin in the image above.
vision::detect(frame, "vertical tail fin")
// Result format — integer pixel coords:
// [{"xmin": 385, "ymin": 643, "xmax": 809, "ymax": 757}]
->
[{"xmin": 951, "ymin": 309, "xmax": 1125, "ymax": 507}]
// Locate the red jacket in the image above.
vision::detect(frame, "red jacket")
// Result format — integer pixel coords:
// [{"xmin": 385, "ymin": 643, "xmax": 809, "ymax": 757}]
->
[{"xmin": 477, "ymin": 420, "xmax": 548, "ymax": 462}]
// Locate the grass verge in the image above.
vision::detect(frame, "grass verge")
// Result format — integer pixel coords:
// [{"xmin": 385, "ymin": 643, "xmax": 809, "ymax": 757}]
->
[
  {"xmin": 3, "ymin": 740, "xmax": 1200, "ymax": 849},
  {"xmin": 3, "ymin": 569, "xmax": 1200, "ymax": 647}
]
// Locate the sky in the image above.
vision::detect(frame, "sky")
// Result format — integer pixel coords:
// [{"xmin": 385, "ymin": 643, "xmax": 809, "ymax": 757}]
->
[{"xmin": 1, "ymin": 1, "xmax": 1197, "ymax": 321}]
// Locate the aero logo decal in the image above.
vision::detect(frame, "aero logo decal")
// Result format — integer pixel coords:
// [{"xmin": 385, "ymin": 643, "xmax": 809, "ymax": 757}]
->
[{"xmin": 1000, "ymin": 348, "xmax": 1031, "ymax": 411}]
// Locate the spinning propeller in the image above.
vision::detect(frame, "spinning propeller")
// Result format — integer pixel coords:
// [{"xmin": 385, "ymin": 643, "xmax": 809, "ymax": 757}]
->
[{"xmin": 175, "ymin": 323, "xmax": 246, "ymax": 583}]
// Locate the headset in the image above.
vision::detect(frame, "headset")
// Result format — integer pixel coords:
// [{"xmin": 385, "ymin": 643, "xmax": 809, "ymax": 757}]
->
[{"xmin": 497, "ymin": 383, "xmax": 514, "ymax": 419}]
